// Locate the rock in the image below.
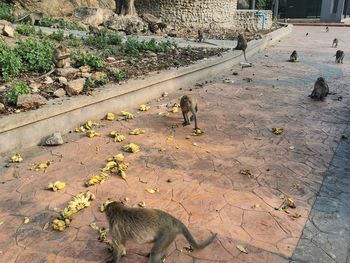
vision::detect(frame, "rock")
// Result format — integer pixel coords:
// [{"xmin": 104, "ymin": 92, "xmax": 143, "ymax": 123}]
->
[
  {"xmin": 66, "ymin": 78, "xmax": 85, "ymax": 96},
  {"xmin": 56, "ymin": 67, "xmax": 79, "ymax": 77},
  {"xmin": 106, "ymin": 57, "xmax": 116, "ymax": 62},
  {"xmin": 105, "ymin": 15, "xmax": 146, "ymax": 34},
  {"xmin": 3, "ymin": 25, "xmax": 15, "ymax": 38},
  {"xmin": 44, "ymin": 76, "xmax": 54, "ymax": 84},
  {"xmin": 29, "ymin": 82, "xmax": 41, "ymax": 93},
  {"xmin": 53, "ymin": 88, "xmax": 66, "ymax": 97},
  {"xmin": 44, "ymin": 132, "xmax": 64, "ymax": 146},
  {"xmin": 81, "ymin": 73, "xmax": 92, "ymax": 78},
  {"xmin": 74, "ymin": 7, "xmax": 114, "ymax": 27},
  {"xmin": 0, "ymin": 20, "xmax": 12, "ymax": 27},
  {"xmin": 0, "ymin": 102, "xmax": 5, "ymax": 113},
  {"xmin": 141, "ymin": 13, "xmax": 161, "ymax": 24},
  {"xmin": 58, "ymin": 77, "xmax": 68, "ymax": 85},
  {"xmin": 17, "ymin": 94, "xmax": 47, "ymax": 109},
  {"xmin": 0, "ymin": 85, "xmax": 7, "ymax": 91}
]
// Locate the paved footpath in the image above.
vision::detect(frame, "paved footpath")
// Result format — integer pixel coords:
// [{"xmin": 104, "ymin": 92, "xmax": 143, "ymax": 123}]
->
[{"xmin": 0, "ymin": 26, "xmax": 349, "ymax": 263}]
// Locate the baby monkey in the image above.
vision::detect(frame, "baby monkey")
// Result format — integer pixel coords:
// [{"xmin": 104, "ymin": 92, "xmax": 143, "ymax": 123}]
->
[
  {"xmin": 180, "ymin": 95, "xmax": 199, "ymax": 130},
  {"xmin": 289, "ymin": 50, "xmax": 298, "ymax": 62},
  {"xmin": 309, "ymin": 77, "xmax": 329, "ymax": 101},
  {"xmin": 105, "ymin": 201, "xmax": 217, "ymax": 263},
  {"xmin": 53, "ymin": 45, "xmax": 71, "ymax": 68},
  {"xmin": 325, "ymin": 26, "xmax": 329, "ymax": 32},
  {"xmin": 334, "ymin": 50, "xmax": 344, "ymax": 64},
  {"xmin": 234, "ymin": 34, "xmax": 248, "ymax": 62},
  {"xmin": 332, "ymin": 38, "xmax": 338, "ymax": 48}
]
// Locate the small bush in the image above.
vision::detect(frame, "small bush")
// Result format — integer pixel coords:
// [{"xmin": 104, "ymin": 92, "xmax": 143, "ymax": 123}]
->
[
  {"xmin": 0, "ymin": 3, "xmax": 15, "ymax": 22},
  {"xmin": 94, "ymin": 74, "xmax": 109, "ymax": 86},
  {"xmin": 108, "ymin": 69, "xmax": 126, "ymax": 82},
  {"xmin": 85, "ymin": 29, "xmax": 122, "ymax": 49},
  {"xmin": 15, "ymin": 38, "xmax": 54, "ymax": 72},
  {"xmin": 16, "ymin": 23, "xmax": 36, "ymax": 36},
  {"xmin": 39, "ymin": 15, "xmax": 54, "ymax": 27},
  {"xmin": 0, "ymin": 41, "xmax": 22, "ymax": 81},
  {"xmin": 5, "ymin": 81, "xmax": 30, "ymax": 105},
  {"xmin": 49, "ymin": 30, "xmax": 65, "ymax": 41},
  {"xmin": 71, "ymin": 51, "xmax": 105, "ymax": 69},
  {"xmin": 123, "ymin": 38, "xmax": 173, "ymax": 56}
]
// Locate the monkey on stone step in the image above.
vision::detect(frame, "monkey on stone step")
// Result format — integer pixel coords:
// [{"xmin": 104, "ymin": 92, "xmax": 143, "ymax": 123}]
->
[
  {"xmin": 289, "ymin": 50, "xmax": 298, "ymax": 62},
  {"xmin": 309, "ymin": 77, "xmax": 329, "ymax": 101},
  {"xmin": 197, "ymin": 29, "xmax": 204, "ymax": 42},
  {"xmin": 157, "ymin": 22, "xmax": 167, "ymax": 32},
  {"xmin": 334, "ymin": 50, "xmax": 344, "ymax": 64},
  {"xmin": 332, "ymin": 38, "xmax": 338, "ymax": 48},
  {"xmin": 180, "ymin": 95, "xmax": 199, "ymax": 130},
  {"xmin": 234, "ymin": 34, "xmax": 248, "ymax": 62},
  {"xmin": 105, "ymin": 201, "xmax": 217, "ymax": 263},
  {"xmin": 325, "ymin": 26, "xmax": 329, "ymax": 32},
  {"xmin": 53, "ymin": 45, "xmax": 71, "ymax": 68}
]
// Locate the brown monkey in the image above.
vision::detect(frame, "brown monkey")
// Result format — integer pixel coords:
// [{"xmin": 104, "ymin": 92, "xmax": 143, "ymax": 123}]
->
[
  {"xmin": 105, "ymin": 201, "xmax": 216, "ymax": 263},
  {"xmin": 234, "ymin": 34, "xmax": 248, "ymax": 62},
  {"xmin": 332, "ymin": 38, "xmax": 338, "ymax": 48},
  {"xmin": 309, "ymin": 77, "xmax": 329, "ymax": 101},
  {"xmin": 88, "ymin": 25, "xmax": 101, "ymax": 36},
  {"xmin": 289, "ymin": 50, "xmax": 298, "ymax": 62},
  {"xmin": 326, "ymin": 26, "xmax": 329, "ymax": 32},
  {"xmin": 197, "ymin": 29, "xmax": 204, "ymax": 42},
  {"xmin": 16, "ymin": 12, "xmax": 43, "ymax": 25},
  {"xmin": 53, "ymin": 45, "xmax": 71, "ymax": 68},
  {"xmin": 157, "ymin": 22, "xmax": 167, "ymax": 32},
  {"xmin": 335, "ymin": 50, "xmax": 344, "ymax": 64},
  {"xmin": 149, "ymin": 23, "xmax": 159, "ymax": 33},
  {"xmin": 180, "ymin": 95, "xmax": 199, "ymax": 130}
]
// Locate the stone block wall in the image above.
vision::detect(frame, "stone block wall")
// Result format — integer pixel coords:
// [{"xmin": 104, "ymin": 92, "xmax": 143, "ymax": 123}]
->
[{"xmin": 135, "ymin": 0, "xmax": 272, "ymax": 31}]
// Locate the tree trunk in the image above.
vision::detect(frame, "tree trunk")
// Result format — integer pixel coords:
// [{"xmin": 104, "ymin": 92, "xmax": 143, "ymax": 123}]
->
[{"xmin": 115, "ymin": 0, "xmax": 137, "ymax": 16}]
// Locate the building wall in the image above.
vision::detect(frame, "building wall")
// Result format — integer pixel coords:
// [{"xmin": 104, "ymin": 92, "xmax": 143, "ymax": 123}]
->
[
  {"xmin": 320, "ymin": 0, "xmax": 346, "ymax": 22},
  {"xmin": 135, "ymin": 0, "xmax": 272, "ymax": 31}
]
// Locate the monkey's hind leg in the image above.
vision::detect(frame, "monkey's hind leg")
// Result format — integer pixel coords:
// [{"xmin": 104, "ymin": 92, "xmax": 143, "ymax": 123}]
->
[
  {"xmin": 182, "ymin": 112, "xmax": 190, "ymax": 126},
  {"xmin": 189, "ymin": 104, "xmax": 198, "ymax": 121},
  {"xmin": 243, "ymin": 50, "xmax": 248, "ymax": 62},
  {"xmin": 189, "ymin": 106, "xmax": 199, "ymax": 130},
  {"xmin": 107, "ymin": 239, "xmax": 126, "ymax": 263},
  {"xmin": 149, "ymin": 231, "xmax": 176, "ymax": 263}
]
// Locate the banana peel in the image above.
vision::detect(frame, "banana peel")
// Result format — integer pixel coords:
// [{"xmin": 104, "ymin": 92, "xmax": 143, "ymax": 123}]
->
[
  {"xmin": 110, "ymin": 131, "xmax": 125, "ymax": 142},
  {"xmin": 240, "ymin": 169, "xmax": 254, "ymax": 178},
  {"xmin": 169, "ymin": 106, "xmax": 179, "ymax": 113},
  {"xmin": 120, "ymin": 111, "xmax": 134, "ymax": 120},
  {"xmin": 145, "ymin": 187, "xmax": 160, "ymax": 194},
  {"xmin": 99, "ymin": 200, "xmax": 113, "ymax": 212},
  {"xmin": 191, "ymin": 128, "xmax": 203, "ymax": 136},
  {"xmin": 86, "ymin": 172, "xmax": 109, "ymax": 186},
  {"xmin": 52, "ymin": 218, "xmax": 71, "ymax": 231},
  {"xmin": 272, "ymin": 127, "xmax": 283, "ymax": 135},
  {"xmin": 162, "ymin": 91, "xmax": 169, "ymax": 97},
  {"xmin": 122, "ymin": 143, "xmax": 140, "ymax": 153},
  {"xmin": 32, "ymin": 160, "xmax": 52, "ymax": 171},
  {"xmin": 61, "ymin": 191, "xmax": 95, "ymax": 219},
  {"xmin": 23, "ymin": 217, "xmax": 30, "ymax": 224},
  {"xmin": 86, "ymin": 130, "xmax": 100, "ymax": 138},
  {"xmin": 48, "ymin": 181, "xmax": 66, "ymax": 192},
  {"xmin": 139, "ymin": 104, "xmax": 150, "ymax": 111},
  {"xmin": 138, "ymin": 201, "xmax": 146, "ymax": 207},
  {"xmin": 106, "ymin": 113, "xmax": 115, "ymax": 121},
  {"xmin": 129, "ymin": 128, "xmax": 145, "ymax": 135},
  {"xmin": 10, "ymin": 153, "xmax": 23, "ymax": 163}
]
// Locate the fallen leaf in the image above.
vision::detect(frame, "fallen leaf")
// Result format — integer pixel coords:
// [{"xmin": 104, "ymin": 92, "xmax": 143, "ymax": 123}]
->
[{"xmin": 236, "ymin": 245, "xmax": 248, "ymax": 254}]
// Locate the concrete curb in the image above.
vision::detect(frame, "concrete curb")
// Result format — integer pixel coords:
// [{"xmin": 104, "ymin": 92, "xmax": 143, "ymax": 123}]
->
[{"xmin": 0, "ymin": 25, "xmax": 293, "ymax": 155}]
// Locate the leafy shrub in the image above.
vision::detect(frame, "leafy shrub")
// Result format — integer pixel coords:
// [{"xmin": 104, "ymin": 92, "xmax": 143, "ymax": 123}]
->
[
  {"xmin": 108, "ymin": 69, "xmax": 126, "ymax": 82},
  {"xmin": 16, "ymin": 23, "xmax": 36, "ymax": 36},
  {"xmin": 15, "ymin": 38, "xmax": 54, "ymax": 72},
  {"xmin": 49, "ymin": 30, "xmax": 64, "ymax": 41},
  {"xmin": 0, "ymin": 3, "xmax": 15, "ymax": 22},
  {"xmin": 94, "ymin": 74, "xmax": 109, "ymax": 86},
  {"xmin": 71, "ymin": 51, "xmax": 105, "ymax": 69},
  {"xmin": 5, "ymin": 81, "xmax": 30, "ymax": 105},
  {"xmin": 39, "ymin": 15, "xmax": 54, "ymax": 27},
  {"xmin": 0, "ymin": 41, "xmax": 22, "ymax": 81},
  {"xmin": 85, "ymin": 29, "xmax": 122, "ymax": 49},
  {"xmin": 67, "ymin": 36, "xmax": 82, "ymax": 48},
  {"xmin": 123, "ymin": 38, "xmax": 173, "ymax": 55}
]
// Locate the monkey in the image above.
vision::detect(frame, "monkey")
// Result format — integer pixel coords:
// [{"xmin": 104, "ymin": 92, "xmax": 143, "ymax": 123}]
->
[
  {"xmin": 105, "ymin": 201, "xmax": 217, "ymax": 263},
  {"xmin": 180, "ymin": 95, "xmax": 199, "ymax": 130},
  {"xmin": 332, "ymin": 38, "xmax": 338, "ymax": 48},
  {"xmin": 306, "ymin": 32, "xmax": 309, "ymax": 36},
  {"xmin": 326, "ymin": 26, "xmax": 329, "ymax": 32},
  {"xmin": 309, "ymin": 77, "xmax": 329, "ymax": 101},
  {"xmin": 157, "ymin": 22, "xmax": 167, "ymax": 32},
  {"xmin": 16, "ymin": 12, "xmax": 44, "ymax": 25},
  {"xmin": 289, "ymin": 50, "xmax": 298, "ymax": 62},
  {"xmin": 88, "ymin": 25, "xmax": 101, "ymax": 36},
  {"xmin": 149, "ymin": 22, "xmax": 159, "ymax": 34},
  {"xmin": 197, "ymin": 29, "xmax": 204, "ymax": 42},
  {"xmin": 234, "ymin": 34, "xmax": 248, "ymax": 62},
  {"xmin": 334, "ymin": 50, "xmax": 344, "ymax": 64},
  {"xmin": 53, "ymin": 45, "xmax": 71, "ymax": 68}
]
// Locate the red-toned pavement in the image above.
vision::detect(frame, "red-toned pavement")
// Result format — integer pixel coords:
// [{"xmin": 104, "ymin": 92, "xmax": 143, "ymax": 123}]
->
[{"xmin": 0, "ymin": 26, "xmax": 349, "ymax": 263}]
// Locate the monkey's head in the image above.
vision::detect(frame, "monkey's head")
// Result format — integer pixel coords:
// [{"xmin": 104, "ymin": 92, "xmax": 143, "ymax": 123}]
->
[
  {"xmin": 105, "ymin": 201, "xmax": 124, "ymax": 217},
  {"xmin": 181, "ymin": 95, "xmax": 190, "ymax": 102},
  {"xmin": 317, "ymin": 77, "xmax": 325, "ymax": 83}
]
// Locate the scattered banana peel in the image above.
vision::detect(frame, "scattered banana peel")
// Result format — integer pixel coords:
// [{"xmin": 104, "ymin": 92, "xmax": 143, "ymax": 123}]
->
[
  {"xmin": 158, "ymin": 111, "xmax": 169, "ymax": 116},
  {"xmin": 236, "ymin": 245, "xmax": 248, "ymax": 254},
  {"xmin": 86, "ymin": 172, "xmax": 109, "ymax": 186},
  {"xmin": 162, "ymin": 91, "xmax": 169, "ymax": 97},
  {"xmin": 272, "ymin": 127, "xmax": 283, "ymax": 135},
  {"xmin": 106, "ymin": 154, "xmax": 129, "ymax": 181},
  {"xmin": 191, "ymin": 128, "xmax": 203, "ymax": 136},
  {"xmin": 129, "ymin": 128, "xmax": 145, "ymax": 135},
  {"xmin": 90, "ymin": 223, "xmax": 111, "ymax": 249},
  {"xmin": 240, "ymin": 169, "xmax": 254, "ymax": 178},
  {"xmin": 138, "ymin": 201, "xmax": 146, "ymax": 207},
  {"xmin": 110, "ymin": 131, "xmax": 126, "ymax": 142},
  {"xmin": 99, "ymin": 200, "xmax": 113, "ymax": 212},
  {"xmin": 106, "ymin": 113, "xmax": 115, "ymax": 121},
  {"xmin": 169, "ymin": 106, "xmax": 179, "ymax": 113},
  {"xmin": 52, "ymin": 191, "xmax": 95, "ymax": 231},
  {"xmin": 10, "ymin": 153, "xmax": 23, "ymax": 163},
  {"xmin": 181, "ymin": 246, "xmax": 194, "ymax": 253},
  {"xmin": 86, "ymin": 130, "xmax": 100, "ymax": 138},
  {"xmin": 139, "ymin": 104, "xmax": 150, "ymax": 111},
  {"xmin": 120, "ymin": 111, "xmax": 134, "ymax": 120},
  {"xmin": 275, "ymin": 197, "xmax": 297, "ymax": 213},
  {"xmin": 145, "ymin": 187, "xmax": 160, "ymax": 194},
  {"xmin": 48, "ymin": 181, "xmax": 66, "ymax": 192},
  {"xmin": 23, "ymin": 217, "xmax": 30, "ymax": 224},
  {"xmin": 30, "ymin": 160, "xmax": 52, "ymax": 171},
  {"xmin": 122, "ymin": 143, "xmax": 140, "ymax": 153}
]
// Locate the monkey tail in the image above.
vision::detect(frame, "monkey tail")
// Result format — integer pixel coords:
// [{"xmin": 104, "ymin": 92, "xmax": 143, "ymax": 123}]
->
[{"xmin": 180, "ymin": 222, "xmax": 217, "ymax": 250}]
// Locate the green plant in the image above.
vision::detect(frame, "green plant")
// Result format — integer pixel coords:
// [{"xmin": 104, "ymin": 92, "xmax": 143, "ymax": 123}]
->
[
  {"xmin": 71, "ymin": 51, "xmax": 105, "ymax": 69},
  {"xmin": 85, "ymin": 30, "xmax": 122, "ymax": 49},
  {"xmin": 123, "ymin": 38, "xmax": 173, "ymax": 56},
  {"xmin": 15, "ymin": 38, "xmax": 54, "ymax": 72},
  {"xmin": 49, "ymin": 30, "xmax": 64, "ymax": 41},
  {"xmin": 108, "ymin": 69, "xmax": 126, "ymax": 82},
  {"xmin": 94, "ymin": 74, "xmax": 109, "ymax": 86},
  {"xmin": 0, "ymin": 3, "xmax": 15, "ymax": 22},
  {"xmin": 5, "ymin": 81, "xmax": 30, "ymax": 105},
  {"xmin": 15, "ymin": 23, "xmax": 36, "ymax": 36},
  {"xmin": 39, "ymin": 15, "xmax": 54, "ymax": 27},
  {"xmin": 0, "ymin": 41, "xmax": 22, "ymax": 81}
]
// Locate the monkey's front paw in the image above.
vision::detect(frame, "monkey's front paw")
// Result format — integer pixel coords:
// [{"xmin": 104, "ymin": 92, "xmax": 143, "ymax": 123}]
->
[{"xmin": 182, "ymin": 121, "xmax": 190, "ymax": 126}]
